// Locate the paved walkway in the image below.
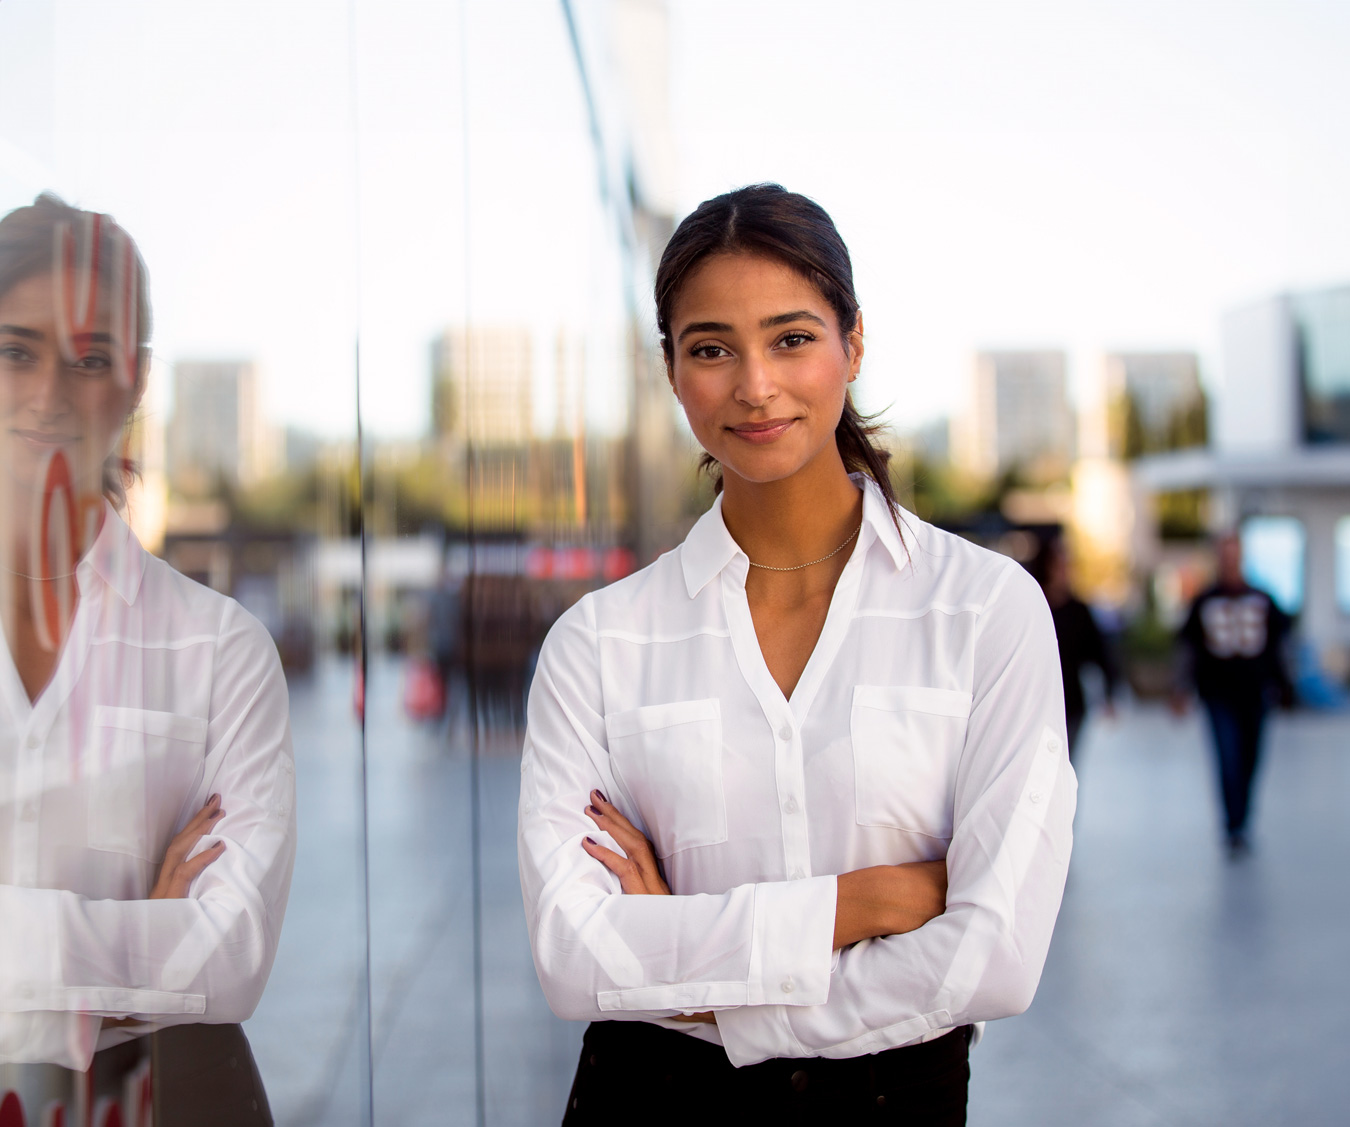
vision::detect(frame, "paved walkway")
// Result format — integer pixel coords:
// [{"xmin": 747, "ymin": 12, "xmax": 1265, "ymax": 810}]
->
[
  {"xmin": 248, "ymin": 661, "xmax": 1350, "ymax": 1125},
  {"xmin": 971, "ymin": 703, "xmax": 1350, "ymax": 1126}
]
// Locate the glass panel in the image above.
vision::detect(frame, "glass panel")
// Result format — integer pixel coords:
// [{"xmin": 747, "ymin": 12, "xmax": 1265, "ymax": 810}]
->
[
  {"xmin": 1241, "ymin": 516, "xmax": 1306, "ymax": 614},
  {"xmin": 357, "ymin": 2, "xmax": 685, "ymax": 1123},
  {"xmin": 1295, "ymin": 285, "xmax": 1350, "ymax": 444},
  {"xmin": 0, "ymin": 4, "xmax": 371, "ymax": 1124},
  {"xmin": 1336, "ymin": 516, "xmax": 1350, "ymax": 616}
]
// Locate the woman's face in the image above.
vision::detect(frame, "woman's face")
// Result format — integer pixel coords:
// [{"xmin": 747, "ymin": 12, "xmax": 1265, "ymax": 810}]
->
[
  {"xmin": 667, "ymin": 252, "xmax": 862, "ymax": 489},
  {"xmin": 0, "ymin": 270, "xmax": 139, "ymax": 496}
]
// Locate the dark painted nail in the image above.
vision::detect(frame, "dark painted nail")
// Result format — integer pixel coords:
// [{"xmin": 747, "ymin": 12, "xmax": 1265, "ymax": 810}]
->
[
  {"xmin": 595, "ymin": 790, "xmax": 609, "ymax": 805},
  {"xmin": 587, "ymin": 805, "xmax": 602, "ymax": 818},
  {"xmin": 585, "ymin": 836, "xmax": 597, "ymax": 845},
  {"xmin": 209, "ymin": 794, "xmax": 220, "ymax": 804}
]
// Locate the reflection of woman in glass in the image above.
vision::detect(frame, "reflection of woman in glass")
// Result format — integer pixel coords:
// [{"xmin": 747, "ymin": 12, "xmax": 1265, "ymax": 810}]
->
[
  {"xmin": 519, "ymin": 185, "xmax": 1075, "ymax": 1124},
  {"xmin": 0, "ymin": 196, "xmax": 295, "ymax": 1124}
]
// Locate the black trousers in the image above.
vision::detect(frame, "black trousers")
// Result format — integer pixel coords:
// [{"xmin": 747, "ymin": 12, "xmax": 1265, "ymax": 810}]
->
[
  {"xmin": 562, "ymin": 1020, "xmax": 971, "ymax": 1127},
  {"xmin": 1202, "ymin": 697, "xmax": 1267, "ymax": 835},
  {"xmin": 151, "ymin": 1023, "xmax": 273, "ymax": 1127}
]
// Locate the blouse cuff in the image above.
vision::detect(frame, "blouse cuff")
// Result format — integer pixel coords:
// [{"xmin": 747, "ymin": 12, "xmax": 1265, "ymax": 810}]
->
[
  {"xmin": 0, "ymin": 886, "xmax": 63, "ymax": 1004},
  {"xmin": 745, "ymin": 873, "xmax": 836, "ymax": 1007}
]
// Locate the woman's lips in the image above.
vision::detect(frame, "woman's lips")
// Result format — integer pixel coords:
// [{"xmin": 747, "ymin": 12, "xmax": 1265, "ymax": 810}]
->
[
  {"xmin": 729, "ymin": 418, "xmax": 796, "ymax": 444},
  {"xmin": 10, "ymin": 429, "xmax": 80, "ymax": 448}
]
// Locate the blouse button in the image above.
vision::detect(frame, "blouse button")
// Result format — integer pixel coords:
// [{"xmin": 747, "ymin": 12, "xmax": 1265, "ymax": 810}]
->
[
  {"xmin": 1046, "ymin": 736, "xmax": 1061, "ymax": 753},
  {"xmin": 777, "ymin": 725, "xmax": 793, "ymax": 743},
  {"xmin": 782, "ymin": 797, "xmax": 798, "ymax": 814},
  {"xmin": 790, "ymin": 867, "xmax": 805, "ymax": 880},
  {"xmin": 25, "ymin": 735, "xmax": 39, "ymax": 750},
  {"xmin": 1029, "ymin": 791, "xmax": 1044, "ymax": 805},
  {"xmin": 780, "ymin": 977, "xmax": 795, "ymax": 994}
]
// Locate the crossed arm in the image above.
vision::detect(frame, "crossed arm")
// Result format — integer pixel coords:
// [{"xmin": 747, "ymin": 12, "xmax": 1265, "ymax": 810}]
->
[
  {"xmin": 582, "ymin": 787, "xmax": 947, "ymax": 945},
  {"xmin": 580, "ymin": 788, "xmax": 948, "ymax": 1024}
]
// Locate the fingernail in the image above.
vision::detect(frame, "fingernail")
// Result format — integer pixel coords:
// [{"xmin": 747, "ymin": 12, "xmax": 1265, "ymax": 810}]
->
[
  {"xmin": 586, "ymin": 805, "xmax": 602, "ymax": 818},
  {"xmin": 596, "ymin": 790, "xmax": 609, "ymax": 804},
  {"xmin": 584, "ymin": 836, "xmax": 597, "ymax": 845},
  {"xmin": 209, "ymin": 794, "xmax": 220, "ymax": 804}
]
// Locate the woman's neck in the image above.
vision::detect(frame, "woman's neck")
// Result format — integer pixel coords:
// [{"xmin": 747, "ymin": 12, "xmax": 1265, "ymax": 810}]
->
[
  {"xmin": 2, "ymin": 486, "xmax": 106, "ymax": 581},
  {"xmin": 720, "ymin": 446, "xmax": 863, "ymax": 569}
]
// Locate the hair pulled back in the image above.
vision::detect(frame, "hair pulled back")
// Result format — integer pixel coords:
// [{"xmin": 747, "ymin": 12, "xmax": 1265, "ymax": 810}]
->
[
  {"xmin": 654, "ymin": 183, "xmax": 900, "ymax": 521},
  {"xmin": 0, "ymin": 193, "xmax": 151, "ymax": 506}
]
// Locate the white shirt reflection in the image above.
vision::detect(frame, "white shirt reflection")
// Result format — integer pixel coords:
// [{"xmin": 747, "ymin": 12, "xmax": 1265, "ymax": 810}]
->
[{"xmin": 0, "ymin": 503, "xmax": 296, "ymax": 1070}]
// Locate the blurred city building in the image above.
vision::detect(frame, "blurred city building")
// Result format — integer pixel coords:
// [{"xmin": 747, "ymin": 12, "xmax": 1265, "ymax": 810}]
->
[
  {"xmin": 431, "ymin": 327, "xmax": 534, "ymax": 449},
  {"xmin": 951, "ymin": 349, "xmax": 1073, "ymax": 483},
  {"xmin": 1134, "ymin": 284, "xmax": 1350, "ymax": 669},
  {"xmin": 168, "ymin": 359, "xmax": 277, "ymax": 494},
  {"xmin": 1070, "ymin": 351, "xmax": 1208, "ymax": 603},
  {"xmin": 1104, "ymin": 352, "xmax": 1207, "ymax": 458}
]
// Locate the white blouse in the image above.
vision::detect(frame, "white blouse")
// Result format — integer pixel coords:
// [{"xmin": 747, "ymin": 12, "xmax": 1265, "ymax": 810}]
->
[
  {"xmin": 518, "ymin": 477, "xmax": 1075, "ymax": 1067},
  {"xmin": 0, "ymin": 506, "xmax": 296, "ymax": 1070}
]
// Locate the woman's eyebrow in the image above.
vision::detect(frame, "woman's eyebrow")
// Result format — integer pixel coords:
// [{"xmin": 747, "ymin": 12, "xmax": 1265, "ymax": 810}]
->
[
  {"xmin": 676, "ymin": 311, "xmax": 828, "ymax": 344},
  {"xmin": 761, "ymin": 310, "xmax": 827, "ymax": 329},
  {"xmin": 676, "ymin": 320, "xmax": 733, "ymax": 343},
  {"xmin": 0, "ymin": 324, "xmax": 42, "ymax": 340}
]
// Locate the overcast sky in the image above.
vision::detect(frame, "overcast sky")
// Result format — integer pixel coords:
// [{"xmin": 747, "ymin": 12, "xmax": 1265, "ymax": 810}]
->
[{"xmin": 2, "ymin": 0, "xmax": 1348, "ymax": 439}]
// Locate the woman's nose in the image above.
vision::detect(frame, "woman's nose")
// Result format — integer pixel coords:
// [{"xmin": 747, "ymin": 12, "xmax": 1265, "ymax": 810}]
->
[
  {"xmin": 733, "ymin": 353, "xmax": 777, "ymax": 408},
  {"xmin": 27, "ymin": 357, "xmax": 70, "ymax": 420}
]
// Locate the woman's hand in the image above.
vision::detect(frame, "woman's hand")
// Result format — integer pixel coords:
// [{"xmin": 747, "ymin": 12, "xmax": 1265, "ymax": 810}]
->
[
  {"xmin": 580, "ymin": 789, "xmax": 670, "ymax": 895},
  {"xmin": 149, "ymin": 794, "xmax": 227, "ymax": 900},
  {"xmin": 581, "ymin": 790, "xmax": 714, "ymax": 1022}
]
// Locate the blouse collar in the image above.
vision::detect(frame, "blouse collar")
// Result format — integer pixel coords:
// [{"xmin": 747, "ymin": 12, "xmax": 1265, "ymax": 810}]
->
[
  {"xmin": 680, "ymin": 474, "xmax": 908, "ymax": 599},
  {"xmin": 76, "ymin": 502, "xmax": 147, "ymax": 606}
]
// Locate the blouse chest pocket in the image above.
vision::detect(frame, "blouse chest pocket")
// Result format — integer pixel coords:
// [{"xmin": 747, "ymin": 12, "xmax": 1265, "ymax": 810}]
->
[
  {"xmin": 850, "ymin": 685, "xmax": 972, "ymax": 839},
  {"xmin": 88, "ymin": 706, "xmax": 209, "ymax": 862},
  {"xmin": 605, "ymin": 698, "xmax": 726, "ymax": 859}
]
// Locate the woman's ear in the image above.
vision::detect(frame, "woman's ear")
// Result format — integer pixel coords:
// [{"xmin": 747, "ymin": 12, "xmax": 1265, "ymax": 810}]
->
[
  {"xmin": 132, "ymin": 349, "xmax": 151, "ymax": 411},
  {"xmin": 666, "ymin": 359, "xmax": 680, "ymax": 402},
  {"xmin": 847, "ymin": 312, "xmax": 864, "ymax": 383}
]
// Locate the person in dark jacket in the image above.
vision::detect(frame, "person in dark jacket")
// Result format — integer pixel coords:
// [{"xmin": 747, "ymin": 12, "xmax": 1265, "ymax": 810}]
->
[
  {"xmin": 1172, "ymin": 532, "xmax": 1292, "ymax": 857},
  {"xmin": 1033, "ymin": 535, "xmax": 1117, "ymax": 762}
]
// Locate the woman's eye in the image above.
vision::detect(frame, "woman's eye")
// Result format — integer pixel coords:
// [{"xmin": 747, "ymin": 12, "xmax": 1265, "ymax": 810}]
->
[
  {"xmin": 0, "ymin": 344, "xmax": 32, "ymax": 363},
  {"xmin": 690, "ymin": 343, "xmax": 728, "ymax": 360},
  {"xmin": 779, "ymin": 331, "xmax": 815, "ymax": 348},
  {"xmin": 72, "ymin": 353, "xmax": 112, "ymax": 374}
]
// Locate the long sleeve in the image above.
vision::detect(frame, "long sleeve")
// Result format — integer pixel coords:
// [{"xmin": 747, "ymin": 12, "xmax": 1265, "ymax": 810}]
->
[
  {"xmin": 716, "ymin": 564, "xmax": 1076, "ymax": 1066},
  {"xmin": 518, "ymin": 596, "xmax": 838, "ymax": 1025},
  {"xmin": 0, "ymin": 603, "xmax": 296, "ymax": 1070}
]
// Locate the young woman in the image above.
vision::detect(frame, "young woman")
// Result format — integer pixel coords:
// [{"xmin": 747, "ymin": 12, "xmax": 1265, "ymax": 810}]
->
[
  {"xmin": 0, "ymin": 195, "xmax": 295, "ymax": 1124},
  {"xmin": 518, "ymin": 185, "xmax": 1075, "ymax": 1125}
]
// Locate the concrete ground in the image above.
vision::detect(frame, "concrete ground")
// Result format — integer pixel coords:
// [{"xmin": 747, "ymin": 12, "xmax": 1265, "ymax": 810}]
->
[{"xmin": 246, "ymin": 657, "xmax": 1350, "ymax": 1126}]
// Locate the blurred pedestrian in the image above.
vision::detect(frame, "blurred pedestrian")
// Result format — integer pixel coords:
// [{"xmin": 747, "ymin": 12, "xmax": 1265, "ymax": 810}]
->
[
  {"xmin": 1172, "ymin": 531, "xmax": 1293, "ymax": 857},
  {"xmin": 1033, "ymin": 535, "xmax": 1117, "ymax": 762}
]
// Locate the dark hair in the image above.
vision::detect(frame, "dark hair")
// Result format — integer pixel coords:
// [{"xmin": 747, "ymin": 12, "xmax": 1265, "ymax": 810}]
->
[
  {"xmin": 654, "ymin": 183, "xmax": 902, "ymax": 526},
  {"xmin": 0, "ymin": 193, "xmax": 151, "ymax": 506}
]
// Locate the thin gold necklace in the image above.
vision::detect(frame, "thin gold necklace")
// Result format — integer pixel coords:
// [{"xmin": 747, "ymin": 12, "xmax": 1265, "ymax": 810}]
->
[
  {"xmin": 0, "ymin": 563, "xmax": 79, "ymax": 581},
  {"xmin": 746, "ymin": 523, "xmax": 861, "ymax": 572}
]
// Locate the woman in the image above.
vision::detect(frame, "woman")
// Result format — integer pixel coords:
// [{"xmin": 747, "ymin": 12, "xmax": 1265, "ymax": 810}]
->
[
  {"xmin": 0, "ymin": 195, "xmax": 295, "ymax": 1124},
  {"xmin": 518, "ymin": 185, "xmax": 1075, "ymax": 1125}
]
